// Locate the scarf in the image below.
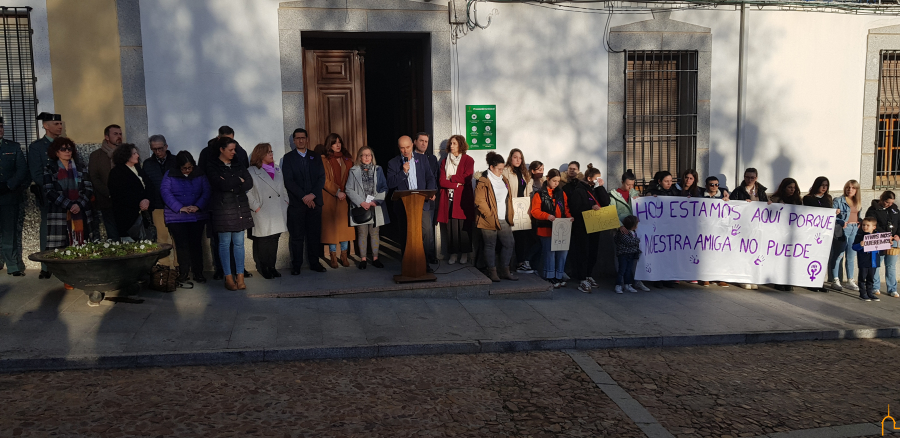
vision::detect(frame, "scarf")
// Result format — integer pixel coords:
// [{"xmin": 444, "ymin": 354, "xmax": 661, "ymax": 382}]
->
[
  {"xmin": 57, "ymin": 160, "xmax": 85, "ymax": 245},
  {"xmin": 262, "ymin": 162, "xmax": 276, "ymax": 180},
  {"xmin": 445, "ymin": 153, "xmax": 461, "ymax": 180},
  {"xmin": 329, "ymin": 153, "xmax": 347, "ymax": 190},
  {"xmin": 360, "ymin": 163, "xmax": 375, "ymax": 196}
]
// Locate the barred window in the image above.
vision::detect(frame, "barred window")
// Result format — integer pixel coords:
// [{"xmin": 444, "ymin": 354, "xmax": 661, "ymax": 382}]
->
[
  {"xmin": 877, "ymin": 50, "xmax": 900, "ymax": 188},
  {"xmin": 624, "ymin": 50, "xmax": 698, "ymax": 188},
  {"xmin": 0, "ymin": 7, "xmax": 37, "ymax": 146}
]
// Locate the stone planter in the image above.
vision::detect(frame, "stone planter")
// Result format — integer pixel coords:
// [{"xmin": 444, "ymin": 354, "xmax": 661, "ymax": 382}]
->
[{"xmin": 28, "ymin": 244, "xmax": 173, "ymax": 304}]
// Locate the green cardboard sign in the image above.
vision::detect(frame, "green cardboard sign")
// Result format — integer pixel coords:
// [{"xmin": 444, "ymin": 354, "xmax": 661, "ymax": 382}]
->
[{"xmin": 466, "ymin": 105, "xmax": 496, "ymax": 150}]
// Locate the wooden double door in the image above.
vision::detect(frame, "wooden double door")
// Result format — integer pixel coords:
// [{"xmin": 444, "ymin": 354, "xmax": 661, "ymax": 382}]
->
[{"xmin": 303, "ymin": 49, "xmax": 367, "ymax": 156}]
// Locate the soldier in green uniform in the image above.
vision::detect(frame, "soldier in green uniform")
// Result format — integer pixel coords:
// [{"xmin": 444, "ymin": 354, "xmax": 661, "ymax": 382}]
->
[
  {"xmin": 27, "ymin": 112, "xmax": 63, "ymax": 279},
  {"xmin": 0, "ymin": 116, "xmax": 27, "ymax": 276}
]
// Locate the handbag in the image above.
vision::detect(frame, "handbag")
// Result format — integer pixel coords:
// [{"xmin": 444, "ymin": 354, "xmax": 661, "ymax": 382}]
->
[
  {"xmin": 126, "ymin": 211, "xmax": 158, "ymax": 241},
  {"xmin": 350, "ymin": 205, "xmax": 375, "ymax": 225},
  {"xmin": 149, "ymin": 264, "xmax": 178, "ymax": 292}
]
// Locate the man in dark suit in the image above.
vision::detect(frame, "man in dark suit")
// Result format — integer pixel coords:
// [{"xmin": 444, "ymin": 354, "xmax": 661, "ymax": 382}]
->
[
  {"xmin": 282, "ymin": 128, "xmax": 327, "ymax": 274},
  {"xmin": 387, "ymin": 135, "xmax": 436, "ymax": 272},
  {"xmin": 414, "ymin": 132, "xmax": 439, "ymax": 264},
  {"xmin": 27, "ymin": 112, "xmax": 63, "ymax": 279}
]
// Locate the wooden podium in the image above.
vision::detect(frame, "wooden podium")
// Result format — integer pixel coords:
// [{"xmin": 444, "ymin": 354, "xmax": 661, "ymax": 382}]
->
[{"xmin": 392, "ymin": 189, "xmax": 437, "ymax": 283}]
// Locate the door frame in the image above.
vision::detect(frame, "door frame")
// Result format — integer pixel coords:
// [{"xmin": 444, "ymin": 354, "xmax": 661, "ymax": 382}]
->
[{"xmin": 277, "ymin": 1, "xmax": 450, "ymax": 155}]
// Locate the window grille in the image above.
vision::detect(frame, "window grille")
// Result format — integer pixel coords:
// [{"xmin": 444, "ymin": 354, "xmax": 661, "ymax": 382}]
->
[
  {"xmin": 877, "ymin": 50, "xmax": 900, "ymax": 188},
  {"xmin": 0, "ymin": 7, "xmax": 37, "ymax": 146},
  {"xmin": 624, "ymin": 50, "xmax": 698, "ymax": 188}
]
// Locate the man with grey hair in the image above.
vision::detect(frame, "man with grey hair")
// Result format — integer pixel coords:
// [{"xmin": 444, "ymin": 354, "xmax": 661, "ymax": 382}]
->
[{"xmin": 143, "ymin": 134, "xmax": 178, "ymax": 266}]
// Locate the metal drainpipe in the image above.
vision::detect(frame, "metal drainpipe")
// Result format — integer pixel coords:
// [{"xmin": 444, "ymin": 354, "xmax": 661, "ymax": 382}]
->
[{"xmin": 736, "ymin": 2, "xmax": 748, "ymax": 186}]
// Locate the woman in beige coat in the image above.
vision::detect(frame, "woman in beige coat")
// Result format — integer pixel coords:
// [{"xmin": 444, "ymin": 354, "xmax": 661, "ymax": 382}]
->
[
  {"xmin": 346, "ymin": 147, "xmax": 390, "ymax": 269},
  {"xmin": 321, "ymin": 133, "xmax": 356, "ymax": 268},
  {"xmin": 247, "ymin": 143, "xmax": 289, "ymax": 279}
]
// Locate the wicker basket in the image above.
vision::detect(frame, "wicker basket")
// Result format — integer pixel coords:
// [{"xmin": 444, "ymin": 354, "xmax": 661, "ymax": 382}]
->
[{"xmin": 887, "ymin": 247, "xmax": 900, "ymax": 256}]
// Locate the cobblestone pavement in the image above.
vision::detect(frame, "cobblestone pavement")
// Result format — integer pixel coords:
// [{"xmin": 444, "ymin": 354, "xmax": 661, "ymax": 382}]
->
[
  {"xmin": 2, "ymin": 340, "xmax": 899, "ymax": 438},
  {"xmin": 590, "ymin": 339, "xmax": 900, "ymax": 437},
  {"xmin": 0, "ymin": 351, "xmax": 643, "ymax": 437}
]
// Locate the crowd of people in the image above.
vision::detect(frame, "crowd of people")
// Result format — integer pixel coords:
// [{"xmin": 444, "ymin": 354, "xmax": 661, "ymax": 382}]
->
[{"xmin": 0, "ymin": 112, "xmax": 898, "ymax": 299}]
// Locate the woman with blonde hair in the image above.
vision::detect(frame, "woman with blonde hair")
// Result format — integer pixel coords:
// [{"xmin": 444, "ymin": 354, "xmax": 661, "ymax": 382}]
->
[
  {"xmin": 247, "ymin": 143, "xmax": 289, "ymax": 279},
  {"xmin": 830, "ymin": 179, "xmax": 862, "ymax": 291},
  {"xmin": 346, "ymin": 146, "xmax": 389, "ymax": 269},
  {"xmin": 321, "ymin": 133, "xmax": 356, "ymax": 268}
]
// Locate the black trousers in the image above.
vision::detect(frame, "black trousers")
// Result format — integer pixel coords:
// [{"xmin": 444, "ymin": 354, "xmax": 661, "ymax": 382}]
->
[
  {"xmin": 859, "ymin": 267, "xmax": 876, "ymax": 297},
  {"xmin": 569, "ymin": 222, "xmax": 600, "ymax": 281},
  {"xmin": 253, "ymin": 233, "xmax": 280, "ymax": 270},
  {"xmin": 288, "ymin": 203, "xmax": 322, "ymax": 270},
  {"xmin": 168, "ymin": 220, "xmax": 206, "ymax": 277}
]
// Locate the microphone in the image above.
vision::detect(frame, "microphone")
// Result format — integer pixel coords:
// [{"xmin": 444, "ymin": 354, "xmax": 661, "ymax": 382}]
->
[{"xmin": 403, "ymin": 156, "xmax": 409, "ymax": 163}]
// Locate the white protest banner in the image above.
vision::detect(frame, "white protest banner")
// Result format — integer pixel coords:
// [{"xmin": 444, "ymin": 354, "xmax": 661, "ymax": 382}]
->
[
  {"xmin": 551, "ymin": 219, "xmax": 572, "ymax": 251},
  {"xmin": 511, "ymin": 197, "xmax": 532, "ymax": 231},
  {"xmin": 633, "ymin": 196, "xmax": 834, "ymax": 287},
  {"xmin": 863, "ymin": 232, "xmax": 892, "ymax": 252}
]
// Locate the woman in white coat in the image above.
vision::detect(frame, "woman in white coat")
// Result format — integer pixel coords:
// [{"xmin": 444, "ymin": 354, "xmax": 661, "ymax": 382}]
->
[
  {"xmin": 346, "ymin": 146, "xmax": 390, "ymax": 269},
  {"xmin": 247, "ymin": 143, "xmax": 289, "ymax": 279}
]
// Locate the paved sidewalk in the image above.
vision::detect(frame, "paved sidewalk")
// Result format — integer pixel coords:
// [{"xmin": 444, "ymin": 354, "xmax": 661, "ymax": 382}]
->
[{"xmin": 1, "ymin": 266, "xmax": 899, "ymax": 371}]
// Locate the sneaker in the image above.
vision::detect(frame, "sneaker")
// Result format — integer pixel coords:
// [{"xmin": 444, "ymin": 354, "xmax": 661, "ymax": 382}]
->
[
  {"xmin": 750, "ymin": 284, "xmax": 759, "ymax": 290},
  {"xmin": 624, "ymin": 284, "xmax": 638, "ymax": 293},
  {"xmin": 553, "ymin": 280, "xmax": 564, "ymax": 289},
  {"xmin": 579, "ymin": 280, "xmax": 592, "ymax": 293},
  {"xmin": 700, "ymin": 281, "xmax": 710, "ymax": 286},
  {"xmin": 739, "ymin": 283, "xmax": 752, "ymax": 290},
  {"xmin": 517, "ymin": 262, "xmax": 534, "ymax": 274},
  {"xmin": 874, "ymin": 290, "xmax": 881, "ymax": 295},
  {"xmin": 523, "ymin": 261, "xmax": 533, "ymax": 271},
  {"xmin": 860, "ymin": 295, "xmax": 871, "ymax": 301},
  {"xmin": 870, "ymin": 294, "xmax": 881, "ymax": 302},
  {"xmin": 832, "ymin": 279, "xmax": 843, "ymax": 291},
  {"xmin": 614, "ymin": 285, "xmax": 623, "ymax": 294},
  {"xmin": 845, "ymin": 279, "xmax": 859, "ymax": 291},
  {"xmin": 586, "ymin": 277, "xmax": 599, "ymax": 288},
  {"xmin": 892, "ymin": 291, "xmax": 900, "ymax": 298},
  {"xmin": 689, "ymin": 280, "xmax": 699, "ymax": 284},
  {"xmin": 718, "ymin": 282, "xmax": 729, "ymax": 287},
  {"xmin": 634, "ymin": 281, "xmax": 650, "ymax": 292}
]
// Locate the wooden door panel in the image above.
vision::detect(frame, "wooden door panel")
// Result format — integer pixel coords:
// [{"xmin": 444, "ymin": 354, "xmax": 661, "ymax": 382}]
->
[{"xmin": 303, "ymin": 49, "xmax": 367, "ymax": 155}]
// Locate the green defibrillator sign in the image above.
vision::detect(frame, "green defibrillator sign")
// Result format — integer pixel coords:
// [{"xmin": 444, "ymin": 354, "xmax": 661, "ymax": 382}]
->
[{"xmin": 466, "ymin": 105, "xmax": 496, "ymax": 150}]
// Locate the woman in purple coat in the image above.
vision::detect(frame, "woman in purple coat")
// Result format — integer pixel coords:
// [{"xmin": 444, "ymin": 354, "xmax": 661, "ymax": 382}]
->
[{"xmin": 160, "ymin": 151, "xmax": 211, "ymax": 283}]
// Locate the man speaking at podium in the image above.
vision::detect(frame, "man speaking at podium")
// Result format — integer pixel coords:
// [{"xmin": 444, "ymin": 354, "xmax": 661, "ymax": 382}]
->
[{"xmin": 386, "ymin": 136, "xmax": 436, "ymax": 272}]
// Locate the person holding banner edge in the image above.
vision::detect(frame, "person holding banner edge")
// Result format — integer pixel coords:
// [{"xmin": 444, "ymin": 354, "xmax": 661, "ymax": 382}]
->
[
  {"xmin": 646, "ymin": 171, "xmax": 679, "ymax": 288},
  {"xmin": 802, "ymin": 176, "xmax": 838, "ymax": 293},
  {"xmin": 530, "ymin": 168, "xmax": 573, "ymax": 288},
  {"xmin": 865, "ymin": 191, "xmax": 900, "ymax": 297},
  {"xmin": 610, "ymin": 169, "xmax": 650, "ymax": 292}
]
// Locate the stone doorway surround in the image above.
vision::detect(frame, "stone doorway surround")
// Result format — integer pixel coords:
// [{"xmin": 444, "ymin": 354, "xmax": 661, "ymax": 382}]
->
[
  {"xmin": 606, "ymin": 11, "xmax": 712, "ymax": 184},
  {"xmin": 277, "ymin": 0, "xmax": 452, "ymax": 153},
  {"xmin": 860, "ymin": 24, "xmax": 900, "ymax": 205}
]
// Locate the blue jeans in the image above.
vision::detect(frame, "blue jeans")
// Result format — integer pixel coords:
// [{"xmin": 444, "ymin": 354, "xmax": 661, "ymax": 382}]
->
[
  {"xmin": 218, "ymin": 231, "xmax": 245, "ymax": 277},
  {"xmin": 875, "ymin": 249, "xmax": 899, "ymax": 293},
  {"xmin": 617, "ymin": 253, "xmax": 639, "ymax": 286},
  {"xmin": 329, "ymin": 241, "xmax": 349, "ymax": 252},
  {"xmin": 539, "ymin": 236, "xmax": 568, "ymax": 280},
  {"xmin": 831, "ymin": 223, "xmax": 857, "ymax": 281}
]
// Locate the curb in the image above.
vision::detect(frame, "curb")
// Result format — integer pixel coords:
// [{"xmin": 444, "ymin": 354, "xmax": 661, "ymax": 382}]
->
[{"xmin": 2, "ymin": 327, "xmax": 897, "ymax": 373}]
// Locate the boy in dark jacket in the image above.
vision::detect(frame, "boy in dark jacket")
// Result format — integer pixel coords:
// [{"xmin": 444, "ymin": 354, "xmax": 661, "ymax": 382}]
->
[{"xmin": 852, "ymin": 217, "xmax": 882, "ymax": 301}]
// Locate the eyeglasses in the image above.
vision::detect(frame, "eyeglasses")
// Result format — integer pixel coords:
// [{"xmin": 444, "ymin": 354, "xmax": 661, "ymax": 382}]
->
[
  {"xmin": 708, "ymin": 183, "xmax": 719, "ymax": 187},
  {"xmin": 151, "ymin": 147, "xmax": 166, "ymax": 152},
  {"xmin": 58, "ymin": 147, "xmax": 72, "ymax": 152}
]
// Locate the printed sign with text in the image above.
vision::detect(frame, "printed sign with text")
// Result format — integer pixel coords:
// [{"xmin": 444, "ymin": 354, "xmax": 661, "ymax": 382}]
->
[
  {"xmin": 633, "ymin": 197, "xmax": 834, "ymax": 287},
  {"xmin": 863, "ymin": 232, "xmax": 892, "ymax": 252},
  {"xmin": 466, "ymin": 105, "xmax": 496, "ymax": 150}
]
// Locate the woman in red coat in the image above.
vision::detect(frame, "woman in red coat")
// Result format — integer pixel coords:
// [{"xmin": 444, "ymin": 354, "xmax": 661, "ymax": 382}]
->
[{"xmin": 438, "ymin": 135, "xmax": 475, "ymax": 264}]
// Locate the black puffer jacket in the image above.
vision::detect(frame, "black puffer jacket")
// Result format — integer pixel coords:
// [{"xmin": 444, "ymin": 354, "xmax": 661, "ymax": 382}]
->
[
  {"xmin": 569, "ymin": 180, "xmax": 611, "ymax": 221},
  {"xmin": 207, "ymin": 158, "xmax": 254, "ymax": 233},
  {"xmin": 730, "ymin": 183, "xmax": 768, "ymax": 202},
  {"xmin": 646, "ymin": 186, "xmax": 679, "ymax": 197},
  {"xmin": 865, "ymin": 199, "xmax": 900, "ymax": 237}
]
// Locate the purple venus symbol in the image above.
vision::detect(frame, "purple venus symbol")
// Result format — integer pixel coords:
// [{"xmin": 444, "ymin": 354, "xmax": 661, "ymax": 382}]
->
[{"xmin": 807, "ymin": 261, "xmax": 823, "ymax": 281}]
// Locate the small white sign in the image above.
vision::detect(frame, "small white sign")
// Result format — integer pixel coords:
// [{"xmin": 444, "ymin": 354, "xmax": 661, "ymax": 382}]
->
[
  {"xmin": 551, "ymin": 219, "xmax": 572, "ymax": 251},
  {"xmin": 863, "ymin": 232, "xmax": 892, "ymax": 252}
]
